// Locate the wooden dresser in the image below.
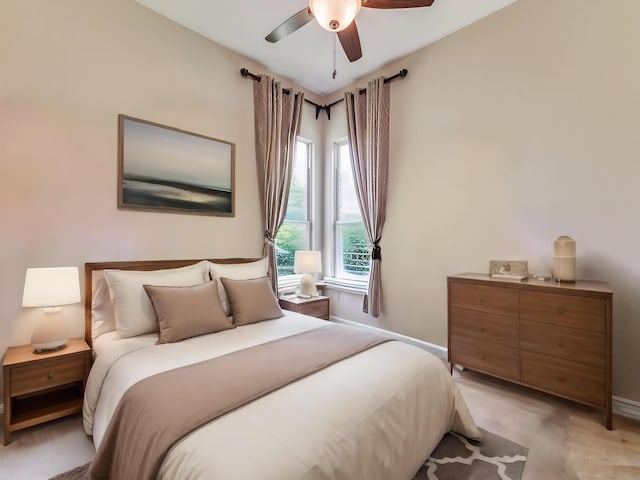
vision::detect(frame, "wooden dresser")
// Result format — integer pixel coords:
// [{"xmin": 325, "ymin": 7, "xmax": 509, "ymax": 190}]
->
[{"xmin": 447, "ymin": 273, "xmax": 613, "ymax": 429}]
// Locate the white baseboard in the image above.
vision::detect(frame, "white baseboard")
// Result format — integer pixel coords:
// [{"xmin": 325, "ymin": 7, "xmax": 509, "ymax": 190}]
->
[
  {"xmin": 330, "ymin": 315, "xmax": 448, "ymax": 361},
  {"xmin": 331, "ymin": 316, "xmax": 640, "ymax": 422},
  {"xmin": 613, "ymin": 396, "xmax": 640, "ymax": 421}
]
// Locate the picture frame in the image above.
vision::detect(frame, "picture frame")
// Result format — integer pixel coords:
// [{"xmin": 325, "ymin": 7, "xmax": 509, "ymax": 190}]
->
[{"xmin": 117, "ymin": 114, "xmax": 235, "ymax": 217}]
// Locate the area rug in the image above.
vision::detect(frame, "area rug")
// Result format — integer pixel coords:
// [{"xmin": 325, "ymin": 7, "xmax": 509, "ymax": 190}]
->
[
  {"xmin": 50, "ymin": 428, "xmax": 527, "ymax": 480},
  {"xmin": 415, "ymin": 428, "xmax": 528, "ymax": 480}
]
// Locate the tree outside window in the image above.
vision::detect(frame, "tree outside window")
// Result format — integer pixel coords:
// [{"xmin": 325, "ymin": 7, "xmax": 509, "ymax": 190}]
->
[
  {"xmin": 335, "ymin": 142, "xmax": 370, "ymax": 279},
  {"xmin": 275, "ymin": 139, "xmax": 311, "ymax": 276}
]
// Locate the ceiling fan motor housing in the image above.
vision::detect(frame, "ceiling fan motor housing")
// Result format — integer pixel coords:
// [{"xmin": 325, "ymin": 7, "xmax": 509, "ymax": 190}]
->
[{"xmin": 309, "ymin": 0, "xmax": 361, "ymax": 33}]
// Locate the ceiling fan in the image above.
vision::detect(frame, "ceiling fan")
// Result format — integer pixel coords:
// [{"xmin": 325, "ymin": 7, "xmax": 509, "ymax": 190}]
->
[{"xmin": 265, "ymin": 0, "xmax": 436, "ymax": 62}]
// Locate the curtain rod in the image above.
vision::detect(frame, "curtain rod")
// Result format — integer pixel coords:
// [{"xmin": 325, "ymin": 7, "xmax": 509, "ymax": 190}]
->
[
  {"xmin": 240, "ymin": 68, "xmax": 292, "ymax": 95},
  {"xmin": 240, "ymin": 67, "xmax": 408, "ymax": 120}
]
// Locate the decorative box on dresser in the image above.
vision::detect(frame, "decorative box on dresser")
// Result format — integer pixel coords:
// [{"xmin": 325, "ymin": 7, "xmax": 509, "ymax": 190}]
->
[
  {"xmin": 447, "ymin": 273, "xmax": 613, "ymax": 429},
  {"xmin": 2, "ymin": 338, "xmax": 91, "ymax": 444}
]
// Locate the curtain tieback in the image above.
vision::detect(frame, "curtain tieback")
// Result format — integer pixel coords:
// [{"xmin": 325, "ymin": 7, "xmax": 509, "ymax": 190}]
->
[
  {"xmin": 264, "ymin": 231, "xmax": 275, "ymax": 244},
  {"xmin": 371, "ymin": 243, "xmax": 382, "ymax": 260}
]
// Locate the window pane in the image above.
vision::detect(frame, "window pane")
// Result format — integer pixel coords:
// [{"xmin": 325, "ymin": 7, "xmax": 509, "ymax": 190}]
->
[
  {"xmin": 284, "ymin": 141, "xmax": 309, "ymax": 222},
  {"xmin": 276, "ymin": 139, "xmax": 312, "ymax": 278},
  {"xmin": 275, "ymin": 223, "xmax": 309, "ymax": 276},
  {"xmin": 336, "ymin": 222, "xmax": 371, "ymax": 277},
  {"xmin": 337, "ymin": 144, "xmax": 361, "ymax": 222},
  {"xmin": 335, "ymin": 142, "xmax": 370, "ymax": 279}
]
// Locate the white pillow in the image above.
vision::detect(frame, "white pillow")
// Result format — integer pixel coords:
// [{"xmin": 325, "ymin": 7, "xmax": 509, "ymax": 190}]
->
[
  {"xmin": 104, "ymin": 261, "xmax": 209, "ymax": 338},
  {"xmin": 92, "ymin": 274, "xmax": 117, "ymax": 341},
  {"xmin": 208, "ymin": 259, "xmax": 268, "ymax": 315}
]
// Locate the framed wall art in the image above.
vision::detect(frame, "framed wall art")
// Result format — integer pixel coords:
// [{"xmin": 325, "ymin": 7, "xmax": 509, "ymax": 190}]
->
[{"xmin": 118, "ymin": 114, "xmax": 235, "ymax": 216}]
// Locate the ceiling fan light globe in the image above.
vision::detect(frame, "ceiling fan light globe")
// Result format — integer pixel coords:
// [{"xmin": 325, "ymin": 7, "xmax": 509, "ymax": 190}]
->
[{"xmin": 309, "ymin": 0, "xmax": 361, "ymax": 33}]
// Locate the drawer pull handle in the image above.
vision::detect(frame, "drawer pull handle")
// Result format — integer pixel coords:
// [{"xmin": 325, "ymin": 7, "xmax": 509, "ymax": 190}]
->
[{"xmin": 48, "ymin": 373, "xmax": 54, "ymax": 380}]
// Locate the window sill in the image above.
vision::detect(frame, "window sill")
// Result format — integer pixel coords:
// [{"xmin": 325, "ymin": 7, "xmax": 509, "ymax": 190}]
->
[{"xmin": 322, "ymin": 277, "xmax": 368, "ymax": 295}]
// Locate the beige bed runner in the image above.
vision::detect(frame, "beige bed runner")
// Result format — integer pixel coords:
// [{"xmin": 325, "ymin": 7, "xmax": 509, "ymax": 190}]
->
[{"xmin": 90, "ymin": 324, "xmax": 393, "ymax": 480}]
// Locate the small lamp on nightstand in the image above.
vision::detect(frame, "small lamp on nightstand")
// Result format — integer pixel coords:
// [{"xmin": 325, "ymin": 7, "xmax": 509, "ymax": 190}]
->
[
  {"xmin": 22, "ymin": 266, "xmax": 81, "ymax": 352},
  {"xmin": 294, "ymin": 251, "xmax": 322, "ymax": 297}
]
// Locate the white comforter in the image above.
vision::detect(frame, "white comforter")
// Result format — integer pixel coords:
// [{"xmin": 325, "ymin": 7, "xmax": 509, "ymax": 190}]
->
[{"xmin": 83, "ymin": 313, "xmax": 479, "ymax": 480}]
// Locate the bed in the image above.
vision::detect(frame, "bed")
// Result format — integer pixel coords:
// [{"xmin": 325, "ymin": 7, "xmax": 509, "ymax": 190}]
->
[{"xmin": 82, "ymin": 258, "xmax": 480, "ymax": 480}]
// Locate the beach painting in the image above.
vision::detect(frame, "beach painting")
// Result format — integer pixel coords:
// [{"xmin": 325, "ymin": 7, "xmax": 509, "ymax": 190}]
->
[{"xmin": 118, "ymin": 115, "xmax": 235, "ymax": 216}]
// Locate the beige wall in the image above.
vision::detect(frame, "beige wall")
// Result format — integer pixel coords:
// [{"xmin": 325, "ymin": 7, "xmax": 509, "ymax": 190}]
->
[
  {"xmin": 0, "ymin": 0, "xmax": 323, "ymax": 399},
  {"xmin": 324, "ymin": 0, "xmax": 640, "ymax": 403}
]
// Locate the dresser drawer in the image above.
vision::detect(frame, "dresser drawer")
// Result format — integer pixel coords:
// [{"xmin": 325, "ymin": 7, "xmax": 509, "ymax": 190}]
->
[
  {"xmin": 520, "ymin": 320, "xmax": 605, "ymax": 368},
  {"xmin": 521, "ymin": 351, "xmax": 605, "ymax": 407},
  {"xmin": 450, "ymin": 282, "xmax": 519, "ymax": 317},
  {"xmin": 450, "ymin": 334, "xmax": 519, "ymax": 381},
  {"xmin": 10, "ymin": 355, "xmax": 86, "ymax": 396},
  {"xmin": 450, "ymin": 307, "xmax": 518, "ymax": 347},
  {"xmin": 520, "ymin": 291, "xmax": 605, "ymax": 333}
]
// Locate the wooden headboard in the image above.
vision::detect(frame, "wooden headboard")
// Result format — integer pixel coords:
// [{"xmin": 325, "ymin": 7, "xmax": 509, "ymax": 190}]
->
[{"xmin": 84, "ymin": 258, "xmax": 260, "ymax": 347}]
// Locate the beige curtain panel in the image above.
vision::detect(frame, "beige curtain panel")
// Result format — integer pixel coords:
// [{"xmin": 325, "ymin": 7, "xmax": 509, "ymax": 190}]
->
[
  {"xmin": 344, "ymin": 78, "xmax": 390, "ymax": 318},
  {"xmin": 253, "ymin": 75, "xmax": 304, "ymax": 292}
]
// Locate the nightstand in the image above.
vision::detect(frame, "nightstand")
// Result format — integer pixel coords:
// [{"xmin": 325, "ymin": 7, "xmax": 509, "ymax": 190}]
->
[
  {"xmin": 279, "ymin": 295, "xmax": 330, "ymax": 320},
  {"xmin": 2, "ymin": 338, "xmax": 91, "ymax": 445}
]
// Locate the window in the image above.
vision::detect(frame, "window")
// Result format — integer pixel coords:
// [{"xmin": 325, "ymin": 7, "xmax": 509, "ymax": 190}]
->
[
  {"xmin": 333, "ymin": 141, "xmax": 370, "ymax": 281},
  {"xmin": 275, "ymin": 139, "xmax": 312, "ymax": 277}
]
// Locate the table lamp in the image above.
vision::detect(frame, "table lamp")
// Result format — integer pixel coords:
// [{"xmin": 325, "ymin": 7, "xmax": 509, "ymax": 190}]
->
[
  {"xmin": 22, "ymin": 266, "xmax": 81, "ymax": 352},
  {"xmin": 293, "ymin": 251, "xmax": 322, "ymax": 297}
]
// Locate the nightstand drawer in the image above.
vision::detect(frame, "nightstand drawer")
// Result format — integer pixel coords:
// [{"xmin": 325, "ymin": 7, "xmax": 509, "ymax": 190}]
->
[
  {"xmin": 297, "ymin": 301, "xmax": 329, "ymax": 319},
  {"xmin": 279, "ymin": 296, "xmax": 330, "ymax": 320},
  {"xmin": 11, "ymin": 355, "xmax": 86, "ymax": 396}
]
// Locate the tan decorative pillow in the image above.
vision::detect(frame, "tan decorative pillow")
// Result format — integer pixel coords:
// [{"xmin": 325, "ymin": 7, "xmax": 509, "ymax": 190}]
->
[
  {"xmin": 208, "ymin": 259, "xmax": 268, "ymax": 316},
  {"xmin": 143, "ymin": 281, "xmax": 234, "ymax": 344},
  {"xmin": 220, "ymin": 276, "xmax": 284, "ymax": 326}
]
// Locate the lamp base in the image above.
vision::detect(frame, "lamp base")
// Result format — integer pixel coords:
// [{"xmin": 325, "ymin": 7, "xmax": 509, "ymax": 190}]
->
[
  {"xmin": 31, "ymin": 310, "xmax": 69, "ymax": 353},
  {"xmin": 32, "ymin": 339, "xmax": 68, "ymax": 353},
  {"xmin": 299, "ymin": 273, "xmax": 317, "ymax": 297}
]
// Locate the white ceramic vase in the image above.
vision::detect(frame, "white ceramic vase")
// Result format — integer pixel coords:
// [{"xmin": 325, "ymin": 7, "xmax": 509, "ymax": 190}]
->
[{"xmin": 553, "ymin": 235, "xmax": 576, "ymax": 282}]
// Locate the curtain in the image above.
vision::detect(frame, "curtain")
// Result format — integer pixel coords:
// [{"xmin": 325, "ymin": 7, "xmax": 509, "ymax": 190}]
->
[
  {"xmin": 344, "ymin": 78, "xmax": 390, "ymax": 318},
  {"xmin": 253, "ymin": 75, "xmax": 304, "ymax": 292}
]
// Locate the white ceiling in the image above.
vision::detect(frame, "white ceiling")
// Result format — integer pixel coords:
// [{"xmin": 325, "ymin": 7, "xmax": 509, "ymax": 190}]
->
[{"xmin": 135, "ymin": 0, "xmax": 517, "ymax": 95}]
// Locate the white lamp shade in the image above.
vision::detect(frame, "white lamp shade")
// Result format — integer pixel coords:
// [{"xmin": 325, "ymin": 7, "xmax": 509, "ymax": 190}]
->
[
  {"xmin": 294, "ymin": 251, "xmax": 322, "ymax": 274},
  {"xmin": 309, "ymin": 0, "xmax": 361, "ymax": 32},
  {"xmin": 22, "ymin": 267, "xmax": 81, "ymax": 308}
]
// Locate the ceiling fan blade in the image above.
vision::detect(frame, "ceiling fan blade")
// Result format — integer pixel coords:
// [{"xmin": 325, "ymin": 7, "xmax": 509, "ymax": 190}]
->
[
  {"xmin": 337, "ymin": 21, "xmax": 362, "ymax": 62},
  {"xmin": 362, "ymin": 0, "xmax": 435, "ymax": 9},
  {"xmin": 265, "ymin": 7, "xmax": 314, "ymax": 43}
]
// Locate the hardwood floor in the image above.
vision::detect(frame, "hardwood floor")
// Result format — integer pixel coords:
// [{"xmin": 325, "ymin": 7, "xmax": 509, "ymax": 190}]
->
[
  {"xmin": 0, "ymin": 368, "xmax": 639, "ymax": 479},
  {"xmin": 455, "ymin": 369, "xmax": 640, "ymax": 480}
]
